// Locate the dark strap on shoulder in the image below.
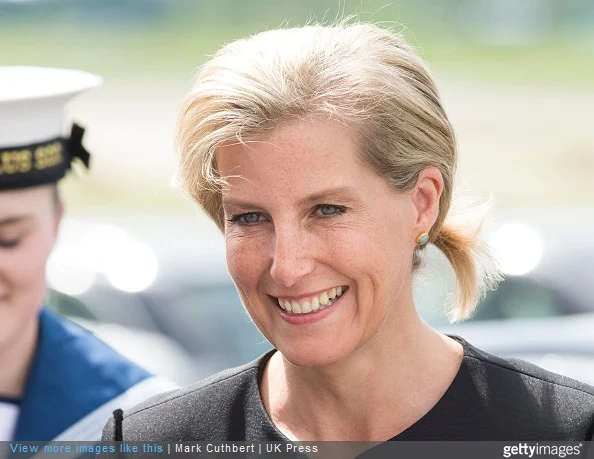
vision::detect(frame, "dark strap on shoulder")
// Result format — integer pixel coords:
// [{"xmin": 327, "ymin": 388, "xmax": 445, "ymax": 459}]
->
[{"xmin": 113, "ymin": 409, "xmax": 124, "ymax": 441}]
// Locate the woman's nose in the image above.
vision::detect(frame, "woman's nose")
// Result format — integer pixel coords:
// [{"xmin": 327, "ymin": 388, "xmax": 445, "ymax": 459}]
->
[{"xmin": 269, "ymin": 227, "xmax": 315, "ymax": 288}]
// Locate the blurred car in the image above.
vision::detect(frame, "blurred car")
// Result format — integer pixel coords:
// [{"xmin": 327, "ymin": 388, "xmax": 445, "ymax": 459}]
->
[
  {"xmin": 46, "ymin": 208, "xmax": 594, "ymax": 385},
  {"xmin": 442, "ymin": 314, "xmax": 594, "ymax": 385},
  {"xmin": 47, "ymin": 293, "xmax": 202, "ymax": 386}
]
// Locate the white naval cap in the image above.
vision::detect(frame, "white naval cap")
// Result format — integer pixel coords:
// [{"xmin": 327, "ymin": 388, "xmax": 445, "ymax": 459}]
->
[{"xmin": 0, "ymin": 66, "xmax": 102, "ymax": 190}]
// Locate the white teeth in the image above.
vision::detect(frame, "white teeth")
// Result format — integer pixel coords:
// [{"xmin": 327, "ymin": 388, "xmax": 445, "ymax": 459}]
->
[
  {"xmin": 311, "ymin": 296, "xmax": 320, "ymax": 311},
  {"xmin": 291, "ymin": 301, "xmax": 302, "ymax": 313},
  {"xmin": 277, "ymin": 286, "xmax": 347, "ymax": 315},
  {"xmin": 301, "ymin": 301, "xmax": 312, "ymax": 313}
]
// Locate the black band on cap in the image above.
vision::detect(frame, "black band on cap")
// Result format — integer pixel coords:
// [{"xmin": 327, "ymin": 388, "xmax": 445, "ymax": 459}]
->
[
  {"xmin": 68, "ymin": 123, "xmax": 91, "ymax": 169},
  {"xmin": 0, "ymin": 123, "xmax": 91, "ymax": 191}
]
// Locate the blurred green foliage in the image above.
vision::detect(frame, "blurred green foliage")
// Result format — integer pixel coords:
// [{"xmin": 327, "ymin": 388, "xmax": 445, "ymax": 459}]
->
[{"xmin": 1, "ymin": 0, "xmax": 593, "ymax": 87}]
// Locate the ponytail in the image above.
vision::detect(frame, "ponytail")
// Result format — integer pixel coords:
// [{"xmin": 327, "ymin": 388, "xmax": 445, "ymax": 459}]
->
[{"xmin": 430, "ymin": 199, "xmax": 503, "ymax": 322}]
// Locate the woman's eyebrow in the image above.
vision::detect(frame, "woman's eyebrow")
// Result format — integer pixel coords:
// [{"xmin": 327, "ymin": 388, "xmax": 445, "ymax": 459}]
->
[
  {"xmin": 221, "ymin": 199, "xmax": 265, "ymax": 211},
  {"xmin": 297, "ymin": 186, "xmax": 358, "ymax": 206},
  {"xmin": 222, "ymin": 187, "xmax": 359, "ymax": 211}
]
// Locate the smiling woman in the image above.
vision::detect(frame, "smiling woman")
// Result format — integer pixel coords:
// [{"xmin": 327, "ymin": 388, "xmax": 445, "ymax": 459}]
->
[{"xmin": 103, "ymin": 21, "xmax": 594, "ymax": 443}]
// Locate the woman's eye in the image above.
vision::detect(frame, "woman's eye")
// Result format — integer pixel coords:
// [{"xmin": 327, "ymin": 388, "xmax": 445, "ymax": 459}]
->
[
  {"xmin": 315, "ymin": 204, "xmax": 346, "ymax": 217},
  {"xmin": 0, "ymin": 239, "xmax": 20, "ymax": 249},
  {"xmin": 228, "ymin": 213, "xmax": 262, "ymax": 225}
]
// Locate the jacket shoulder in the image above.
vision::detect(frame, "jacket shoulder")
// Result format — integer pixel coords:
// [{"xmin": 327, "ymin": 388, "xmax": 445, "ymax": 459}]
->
[{"xmin": 461, "ymin": 338, "xmax": 594, "ymax": 439}]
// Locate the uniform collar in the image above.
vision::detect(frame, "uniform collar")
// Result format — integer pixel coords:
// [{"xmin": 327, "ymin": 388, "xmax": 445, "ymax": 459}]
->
[{"xmin": 13, "ymin": 308, "xmax": 150, "ymax": 441}]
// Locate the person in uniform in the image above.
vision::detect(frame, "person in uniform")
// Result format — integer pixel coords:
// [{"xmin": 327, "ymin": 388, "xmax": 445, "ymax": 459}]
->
[
  {"xmin": 103, "ymin": 22, "xmax": 594, "ymax": 442},
  {"xmin": 0, "ymin": 66, "xmax": 176, "ymax": 441}
]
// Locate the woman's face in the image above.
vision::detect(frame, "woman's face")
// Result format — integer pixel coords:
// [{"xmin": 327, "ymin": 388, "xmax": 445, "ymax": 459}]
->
[
  {"xmin": 0, "ymin": 185, "xmax": 62, "ymax": 350},
  {"xmin": 218, "ymin": 118, "xmax": 431, "ymax": 367}
]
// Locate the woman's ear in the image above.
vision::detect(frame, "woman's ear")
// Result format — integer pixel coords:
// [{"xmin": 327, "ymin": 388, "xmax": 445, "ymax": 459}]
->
[{"xmin": 411, "ymin": 166, "xmax": 444, "ymax": 233}]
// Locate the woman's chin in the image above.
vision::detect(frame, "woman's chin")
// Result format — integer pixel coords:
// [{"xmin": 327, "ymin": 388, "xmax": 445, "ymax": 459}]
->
[{"xmin": 276, "ymin": 341, "xmax": 353, "ymax": 368}]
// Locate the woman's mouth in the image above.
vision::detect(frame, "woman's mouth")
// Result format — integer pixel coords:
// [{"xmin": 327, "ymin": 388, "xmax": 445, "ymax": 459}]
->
[{"xmin": 274, "ymin": 285, "xmax": 348, "ymax": 315}]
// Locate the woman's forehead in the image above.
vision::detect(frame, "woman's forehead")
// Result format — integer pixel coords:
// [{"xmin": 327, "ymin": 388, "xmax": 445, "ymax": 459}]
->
[
  {"xmin": 0, "ymin": 186, "xmax": 55, "ymax": 218},
  {"xmin": 218, "ymin": 119, "xmax": 360, "ymax": 170},
  {"xmin": 216, "ymin": 121, "xmax": 402, "ymax": 212},
  {"xmin": 217, "ymin": 121, "xmax": 364, "ymax": 195}
]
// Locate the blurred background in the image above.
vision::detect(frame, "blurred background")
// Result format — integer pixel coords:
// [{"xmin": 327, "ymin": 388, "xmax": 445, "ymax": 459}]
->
[{"xmin": 2, "ymin": 0, "xmax": 593, "ymax": 385}]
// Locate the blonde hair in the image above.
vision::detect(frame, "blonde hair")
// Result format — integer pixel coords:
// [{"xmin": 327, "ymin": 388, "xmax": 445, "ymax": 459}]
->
[{"xmin": 175, "ymin": 21, "xmax": 502, "ymax": 321}]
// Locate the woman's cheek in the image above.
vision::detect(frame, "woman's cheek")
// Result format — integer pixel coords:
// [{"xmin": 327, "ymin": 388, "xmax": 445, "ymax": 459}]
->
[
  {"xmin": 225, "ymin": 232, "xmax": 270, "ymax": 286},
  {"xmin": 4, "ymin": 235, "xmax": 49, "ymax": 312},
  {"xmin": 324, "ymin": 226, "xmax": 373, "ymax": 263}
]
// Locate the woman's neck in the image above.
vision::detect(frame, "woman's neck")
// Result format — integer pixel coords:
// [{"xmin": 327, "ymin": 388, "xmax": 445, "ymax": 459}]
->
[
  {"xmin": 0, "ymin": 315, "xmax": 39, "ymax": 399},
  {"xmin": 262, "ymin": 305, "xmax": 463, "ymax": 441}
]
